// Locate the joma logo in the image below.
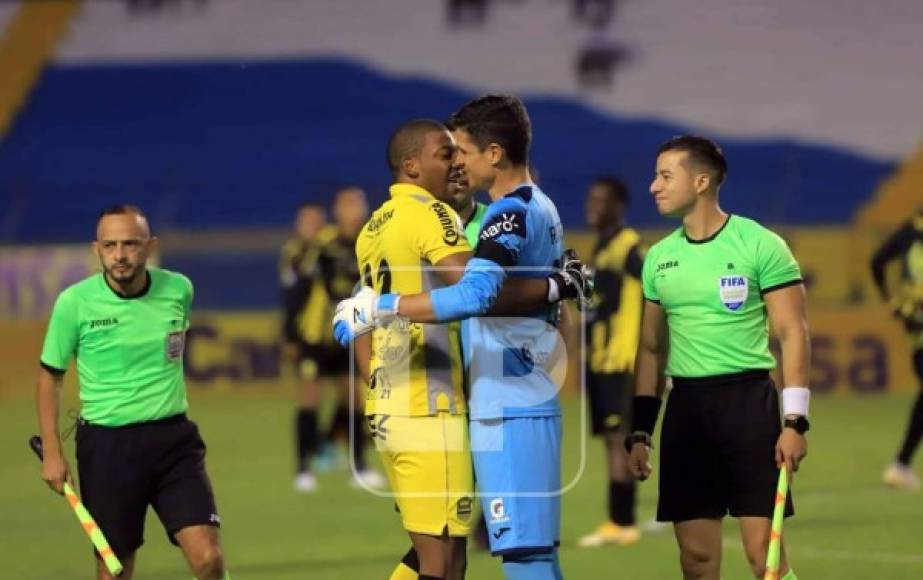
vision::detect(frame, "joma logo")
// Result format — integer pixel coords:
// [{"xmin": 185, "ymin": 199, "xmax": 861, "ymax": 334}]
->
[
  {"xmin": 656, "ymin": 260, "xmax": 679, "ymax": 273},
  {"xmin": 89, "ymin": 318, "xmax": 118, "ymax": 329}
]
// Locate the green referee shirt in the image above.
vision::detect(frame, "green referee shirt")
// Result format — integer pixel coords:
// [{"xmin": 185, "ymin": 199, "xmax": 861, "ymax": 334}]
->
[
  {"xmin": 642, "ymin": 215, "xmax": 802, "ymax": 378},
  {"xmin": 463, "ymin": 201, "xmax": 488, "ymax": 247},
  {"xmin": 40, "ymin": 267, "xmax": 193, "ymax": 427}
]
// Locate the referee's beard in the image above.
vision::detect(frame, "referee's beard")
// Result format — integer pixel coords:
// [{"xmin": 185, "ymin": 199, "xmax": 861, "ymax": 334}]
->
[{"xmin": 103, "ymin": 259, "xmax": 145, "ymax": 287}]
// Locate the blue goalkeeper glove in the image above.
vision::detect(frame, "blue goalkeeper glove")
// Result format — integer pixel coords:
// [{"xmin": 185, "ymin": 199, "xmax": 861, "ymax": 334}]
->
[{"xmin": 332, "ymin": 287, "xmax": 400, "ymax": 346}]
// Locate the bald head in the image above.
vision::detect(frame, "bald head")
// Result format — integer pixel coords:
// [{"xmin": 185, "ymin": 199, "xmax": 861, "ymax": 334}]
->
[
  {"xmin": 386, "ymin": 119, "xmax": 449, "ymax": 177},
  {"xmin": 96, "ymin": 204, "xmax": 151, "ymax": 239}
]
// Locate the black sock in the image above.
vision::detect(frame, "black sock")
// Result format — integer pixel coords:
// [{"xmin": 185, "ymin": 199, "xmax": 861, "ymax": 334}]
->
[
  {"xmin": 418, "ymin": 576, "xmax": 444, "ymax": 580},
  {"xmin": 296, "ymin": 409, "xmax": 318, "ymax": 473},
  {"xmin": 401, "ymin": 547, "xmax": 419, "ymax": 571},
  {"xmin": 352, "ymin": 412, "xmax": 368, "ymax": 471},
  {"xmin": 609, "ymin": 480, "xmax": 637, "ymax": 526},
  {"xmin": 327, "ymin": 403, "xmax": 351, "ymax": 442},
  {"xmin": 897, "ymin": 391, "xmax": 923, "ymax": 466}
]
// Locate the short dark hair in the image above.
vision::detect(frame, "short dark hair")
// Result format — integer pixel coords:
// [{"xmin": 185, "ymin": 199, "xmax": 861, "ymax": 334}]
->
[
  {"xmin": 592, "ymin": 176, "xmax": 630, "ymax": 206},
  {"xmin": 334, "ymin": 186, "xmax": 365, "ymax": 199},
  {"xmin": 386, "ymin": 119, "xmax": 447, "ymax": 177},
  {"xmin": 657, "ymin": 135, "xmax": 727, "ymax": 187},
  {"xmin": 297, "ymin": 202, "xmax": 324, "ymax": 213},
  {"xmin": 448, "ymin": 94, "xmax": 531, "ymax": 166},
  {"xmin": 97, "ymin": 204, "xmax": 150, "ymax": 233}
]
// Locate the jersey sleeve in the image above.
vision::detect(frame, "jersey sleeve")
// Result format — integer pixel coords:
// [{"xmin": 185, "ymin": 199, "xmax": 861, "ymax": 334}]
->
[
  {"xmin": 415, "ymin": 201, "xmax": 471, "ymax": 264},
  {"xmin": 40, "ymin": 290, "xmax": 79, "ymax": 372},
  {"xmin": 625, "ymin": 242, "xmax": 645, "ymax": 279},
  {"xmin": 870, "ymin": 218, "xmax": 918, "ymax": 298},
  {"xmin": 757, "ymin": 228, "xmax": 803, "ymax": 293},
  {"xmin": 183, "ymin": 275, "xmax": 194, "ymax": 316},
  {"xmin": 641, "ymin": 245, "xmax": 660, "ymax": 302},
  {"xmin": 473, "ymin": 197, "xmax": 528, "ymax": 267}
]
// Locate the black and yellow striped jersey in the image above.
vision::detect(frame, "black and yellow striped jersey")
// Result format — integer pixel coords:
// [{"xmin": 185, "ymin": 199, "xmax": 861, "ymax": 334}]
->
[
  {"xmin": 586, "ymin": 227, "xmax": 645, "ymax": 374},
  {"xmin": 871, "ymin": 213, "xmax": 923, "ymax": 336},
  {"xmin": 357, "ymin": 183, "xmax": 472, "ymax": 417},
  {"xmin": 280, "ymin": 225, "xmax": 360, "ymax": 345}
]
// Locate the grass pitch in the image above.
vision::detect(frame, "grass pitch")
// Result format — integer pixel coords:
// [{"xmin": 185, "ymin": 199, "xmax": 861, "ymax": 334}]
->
[{"xmin": 2, "ymin": 387, "xmax": 921, "ymax": 579}]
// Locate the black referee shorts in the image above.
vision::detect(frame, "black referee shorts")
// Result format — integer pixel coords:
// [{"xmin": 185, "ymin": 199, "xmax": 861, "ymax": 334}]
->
[
  {"xmin": 296, "ymin": 341, "xmax": 349, "ymax": 381},
  {"xmin": 657, "ymin": 370, "xmax": 794, "ymax": 523},
  {"xmin": 75, "ymin": 414, "xmax": 220, "ymax": 559},
  {"xmin": 586, "ymin": 370, "xmax": 632, "ymax": 436}
]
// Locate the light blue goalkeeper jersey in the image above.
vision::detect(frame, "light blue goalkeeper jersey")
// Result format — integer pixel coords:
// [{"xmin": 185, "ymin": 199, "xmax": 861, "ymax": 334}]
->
[{"xmin": 463, "ymin": 184, "xmax": 566, "ymax": 420}]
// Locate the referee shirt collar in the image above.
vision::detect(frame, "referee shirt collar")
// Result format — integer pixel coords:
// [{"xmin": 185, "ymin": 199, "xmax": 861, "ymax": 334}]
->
[
  {"xmin": 390, "ymin": 182, "xmax": 436, "ymax": 202},
  {"xmin": 102, "ymin": 270, "xmax": 152, "ymax": 300},
  {"xmin": 684, "ymin": 213, "xmax": 733, "ymax": 244}
]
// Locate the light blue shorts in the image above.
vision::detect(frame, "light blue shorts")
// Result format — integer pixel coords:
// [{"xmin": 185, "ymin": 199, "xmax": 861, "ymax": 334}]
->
[{"xmin": 470, "ymin": 415, "xmax": 562, "ymax": 555}]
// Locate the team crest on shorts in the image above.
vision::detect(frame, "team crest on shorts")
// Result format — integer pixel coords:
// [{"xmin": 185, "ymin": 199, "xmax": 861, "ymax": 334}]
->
[{"xmin": 718, "ymin": 275, "xmax": 748, "ymax": 311}]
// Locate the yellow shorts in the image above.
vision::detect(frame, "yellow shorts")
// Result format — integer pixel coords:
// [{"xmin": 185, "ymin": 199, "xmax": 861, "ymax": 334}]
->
[{"xmin": 370, "ymin": 412, "xmax": 476, "ymax": 537}]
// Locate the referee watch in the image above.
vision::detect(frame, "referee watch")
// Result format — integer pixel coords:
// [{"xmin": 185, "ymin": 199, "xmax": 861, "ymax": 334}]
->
[{"xmin": 783, "ymin": 415, "xmax": 810, "ymax": 435}]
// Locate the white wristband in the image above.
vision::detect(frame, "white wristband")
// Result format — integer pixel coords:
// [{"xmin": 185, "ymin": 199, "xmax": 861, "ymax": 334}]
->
[
  {"xmin": 547, "ymin": 277, "xmax": 561, "ymax": 303},
  {"xmin": 782, "ymin": 386, "xmax": 810, "ymax": 417}
]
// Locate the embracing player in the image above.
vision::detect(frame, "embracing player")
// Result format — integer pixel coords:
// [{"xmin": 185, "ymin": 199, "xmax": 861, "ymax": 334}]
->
[{"xmin": 336, "ymin": 95, "xmax": 588, "ymax": 579}]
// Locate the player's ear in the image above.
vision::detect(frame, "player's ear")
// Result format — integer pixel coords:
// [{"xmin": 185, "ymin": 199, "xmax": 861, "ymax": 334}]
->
[
  {"xmin": 486, "ymin": 142, "xmax": 503, "ymax": 167},
  {"xmin": 147, "ymin": 236, "xmax": 159, "ymax": 255},
  {"xmin": 402, "ymin": 156, "xmax": 420, "ymax": 179}
]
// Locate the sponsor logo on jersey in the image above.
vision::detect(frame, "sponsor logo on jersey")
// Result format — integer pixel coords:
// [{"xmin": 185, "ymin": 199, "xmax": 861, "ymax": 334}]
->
[
  {"xmin": 377, "ymin": 344, "xmax": 406, "ymax": 362},
  {"xmin": 369, "ymin": 368, "xmax": 393, "ymax": 400},
  {"xmin": 489, "ymin": 498, "xmax": 510, "ymax": 523},
  {"xmin": 492, "ymin": 527, "xmax": 511, "ymax": 539},
  {"xmin": 89, "ymin": 317, "xmax": 119, "ymax": 328},
  {"xmin": 719, "ymin": 275, "xmax": 748, "ymax": 311},
  {"xmin": 549, "ymin": 222, "xmax": 563, "ymax": 244},
  {"xmin": 480, "ymin": 211, "xmax": 526, "ymax": 241},
  {"xmin": 431, "ymin": 203, "xmax": 460, "ymax": 246},
  {"xmin": 656, "ymin": 260, "xmax": 679, "ymax": 273},
  {"xmin": 368, "ymin": 414, "xmax": 391, "ymax": 441},
  {"xmin": 366, "ymin": 209, "xmax": 395, "ymax": 234}
]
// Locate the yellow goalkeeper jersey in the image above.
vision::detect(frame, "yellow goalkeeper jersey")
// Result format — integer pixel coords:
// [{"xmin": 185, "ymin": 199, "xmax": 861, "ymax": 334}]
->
[{"xmin": 357, "ymin": 183, "xmax": 472, "ymax": 417}]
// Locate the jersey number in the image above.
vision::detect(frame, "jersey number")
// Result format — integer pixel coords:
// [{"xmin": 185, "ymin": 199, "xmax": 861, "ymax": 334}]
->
[{"xmin": 363, "ymin": 259, "xmax": 391, "ymax": 294}]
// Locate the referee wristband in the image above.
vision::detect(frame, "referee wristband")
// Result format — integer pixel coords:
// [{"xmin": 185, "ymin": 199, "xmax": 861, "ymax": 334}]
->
[
  {"xmin": 631, "ymin": 395, "xmax": 662, "ymax": 436},
  {"xmin": 782, "ymin": 386, "xmax": 810, "ymax": 417}
]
